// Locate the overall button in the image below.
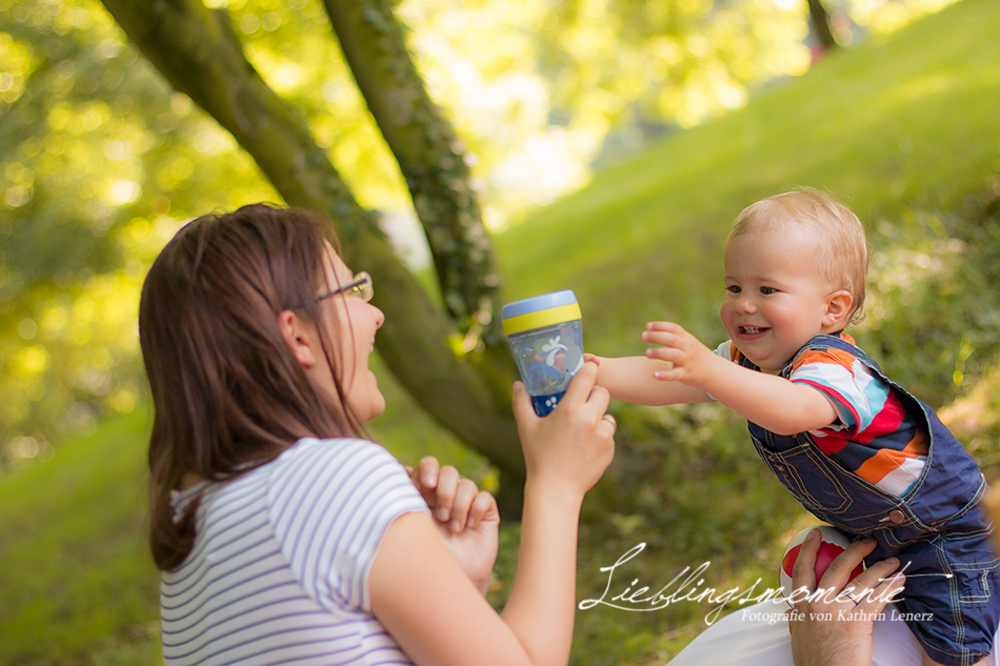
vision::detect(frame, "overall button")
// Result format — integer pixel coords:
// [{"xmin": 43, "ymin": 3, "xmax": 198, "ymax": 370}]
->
[{"xmin": 888, "ymin": 509, "xmax": 906, "ymax": 524}]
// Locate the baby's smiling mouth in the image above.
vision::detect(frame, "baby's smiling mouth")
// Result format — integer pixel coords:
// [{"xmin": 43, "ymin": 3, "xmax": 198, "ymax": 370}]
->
[{"xmin": 739, "ymin": 326, "xmax": 770, "ymax": 335}]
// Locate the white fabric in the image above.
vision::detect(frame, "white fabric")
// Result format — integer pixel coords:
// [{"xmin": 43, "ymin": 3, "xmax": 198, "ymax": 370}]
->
[
  {"xmin": 667, "ymin": 601, "xmax": 1000, "ymax": 665},
  {"xmin": 162, "ymin": 437, "xmax": 429, "ymax": 666}
]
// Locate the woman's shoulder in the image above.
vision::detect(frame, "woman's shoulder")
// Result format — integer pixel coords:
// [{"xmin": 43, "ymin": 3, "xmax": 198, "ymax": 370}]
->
[
  {"xmin": 271, "ymin": 437, "xmax": 402, "ymax": 470},
  {"xmin": 266, "ymin": 438, "xmax": 428, "ymax": 603},
  {"xmin": 267, "ymin": 437, "xmax": 423, "ymax": 512},
  {"xmin": 278, "ymin": 436, "xmax": 394, "ymax": 463}
]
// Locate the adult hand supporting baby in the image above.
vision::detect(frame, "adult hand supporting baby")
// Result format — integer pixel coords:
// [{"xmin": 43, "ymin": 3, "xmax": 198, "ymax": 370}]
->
[{"xmin": 789, "ymin": 530, "xmax": 906, "ymax": 666}]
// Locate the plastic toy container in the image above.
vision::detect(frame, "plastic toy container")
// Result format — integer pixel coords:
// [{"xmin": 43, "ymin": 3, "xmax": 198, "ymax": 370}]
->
[{"xmin": 502, "ymin": 290, "xmax": 584, "ymax": 416}]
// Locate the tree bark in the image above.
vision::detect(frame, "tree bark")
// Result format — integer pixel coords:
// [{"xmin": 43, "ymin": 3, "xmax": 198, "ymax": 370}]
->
[
  {"xmin": 807, "ymin": 0, "xmax": 837, "ymax": 53},
  {"xmin": 322, "ymin": 0, "xmax": 502, "ymax": 343},
  {"xmin": 99, "ymin": 0, "xmax": 525, "ymax": 506}
]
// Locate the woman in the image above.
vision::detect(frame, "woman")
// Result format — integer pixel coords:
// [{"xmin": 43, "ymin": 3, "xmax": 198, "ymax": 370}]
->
[{"xmin": 139, "ymin": 203, "xmax": 616, "ymax": 665}]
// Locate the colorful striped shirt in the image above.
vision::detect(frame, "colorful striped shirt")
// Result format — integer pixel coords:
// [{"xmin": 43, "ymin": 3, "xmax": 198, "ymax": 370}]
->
[
  {"xmin": 162, "ymin": 437, "xmax": 428, "ymax": 665},
  {"xmin": 715, "ymin": 333, "xmax": 928, "ymax": 497}
]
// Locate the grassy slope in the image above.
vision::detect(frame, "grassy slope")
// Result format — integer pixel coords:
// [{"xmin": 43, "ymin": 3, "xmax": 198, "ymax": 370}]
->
[
  {"xmin": 0, "ymin": 408, "xmax": 161, "ymax": 664},
  {"xmin": 1, "ymin": 0, "xmax": 998, "ymax": 663}
]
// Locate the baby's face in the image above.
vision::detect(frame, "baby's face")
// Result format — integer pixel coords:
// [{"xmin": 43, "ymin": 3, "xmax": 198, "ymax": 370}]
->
[{"xmin": 720, "ymin": 226, "xmax": 841, "ymax": 372}]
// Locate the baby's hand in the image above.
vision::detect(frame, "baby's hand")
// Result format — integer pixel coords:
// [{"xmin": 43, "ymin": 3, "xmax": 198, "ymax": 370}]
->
[{"xmin": 641, "ymin": 322, "xmax": 716, "ymax": 388}]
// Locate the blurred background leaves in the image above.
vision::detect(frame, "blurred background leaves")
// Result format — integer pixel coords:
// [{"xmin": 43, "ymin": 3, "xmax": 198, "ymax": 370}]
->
[{"xmin": 0, "ymin": 0, "xmax": 957, "ymax": 470}]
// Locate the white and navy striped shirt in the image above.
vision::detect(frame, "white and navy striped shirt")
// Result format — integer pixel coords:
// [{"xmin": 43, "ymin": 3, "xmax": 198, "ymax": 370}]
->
[{"xmin": 162, "ymin": 438, "xmax": 429, "ymax": 665}]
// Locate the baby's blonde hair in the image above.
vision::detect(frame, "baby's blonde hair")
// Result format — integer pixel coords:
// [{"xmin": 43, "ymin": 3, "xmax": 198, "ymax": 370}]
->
[{"xmin": 727, "ymin": 189, "xmax": 869, "ymax": 325}]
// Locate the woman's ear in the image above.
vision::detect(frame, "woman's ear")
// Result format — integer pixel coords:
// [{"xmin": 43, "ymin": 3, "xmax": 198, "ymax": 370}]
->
[
  {"xmin": 277, "ymin": 310, "xmax": 318, "ymax": 368},
  {"xmin": 822, "ymin": 290, "xmax": 854, "ymax": 329}
]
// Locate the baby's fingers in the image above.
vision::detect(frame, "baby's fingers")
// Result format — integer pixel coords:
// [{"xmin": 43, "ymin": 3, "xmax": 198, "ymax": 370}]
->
[
  {"xmin": 641, "ymin": 330, "xmax": 676, "ymax": 348},
  {"xmin": 645, "ymin": 321, "xmax": 683, "ymax": 333}
]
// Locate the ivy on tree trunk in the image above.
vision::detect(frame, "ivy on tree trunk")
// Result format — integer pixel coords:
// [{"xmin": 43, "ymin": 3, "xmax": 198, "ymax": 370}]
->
[{"xmin": 323, "ymin": 0, "xmax": 502, "ymax": 342}]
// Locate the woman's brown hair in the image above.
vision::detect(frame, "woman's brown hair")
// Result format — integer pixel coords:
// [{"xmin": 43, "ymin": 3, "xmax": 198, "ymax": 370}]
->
[{"xmin": 138, "ymin": 204, "xmax": 358, "ymax": 571}]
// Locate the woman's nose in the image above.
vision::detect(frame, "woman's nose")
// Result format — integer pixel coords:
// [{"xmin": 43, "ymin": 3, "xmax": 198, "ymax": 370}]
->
[{"xmin": 371, "ymin": 303, "xmax": 386, "ymax": 329}]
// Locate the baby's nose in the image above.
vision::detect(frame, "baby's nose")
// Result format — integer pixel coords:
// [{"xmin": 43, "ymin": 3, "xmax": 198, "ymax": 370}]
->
[{"xmin": 735, "ymin": 294, "xmax": 758, "ymax": 313}]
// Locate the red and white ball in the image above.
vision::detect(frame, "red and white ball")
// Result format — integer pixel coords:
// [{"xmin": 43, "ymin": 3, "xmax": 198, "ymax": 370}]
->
[{"xmin": 779, "ymin": 525, "xmax": 863, "ymax": 606}]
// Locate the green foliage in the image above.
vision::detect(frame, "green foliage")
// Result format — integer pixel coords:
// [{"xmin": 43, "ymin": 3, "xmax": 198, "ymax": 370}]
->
[
  {"xmin": 0, "ymin": 0, "xmax": 281, "ymax": 465},
  {"xmin": 0, "ymin": 0, "xmax": 966, "ymax": 468}
]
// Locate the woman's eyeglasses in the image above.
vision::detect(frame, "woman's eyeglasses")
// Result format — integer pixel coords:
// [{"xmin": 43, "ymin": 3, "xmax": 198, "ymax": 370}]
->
[{"xmin": 316, "ymin": 271, "xmax": 374, "ymax": 303}]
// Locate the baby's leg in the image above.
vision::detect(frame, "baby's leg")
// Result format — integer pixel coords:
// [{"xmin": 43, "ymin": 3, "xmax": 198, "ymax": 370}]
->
[
  {"xmin": 919, "ymin": 650, "xmax": 986, "ymax": 666},
  {"xmin": 893, "ymin": 535, "xmax": 999, "ymax": 666}
]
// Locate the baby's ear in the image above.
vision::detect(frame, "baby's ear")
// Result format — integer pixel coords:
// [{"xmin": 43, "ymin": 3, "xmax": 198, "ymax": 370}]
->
[{"xmin": 823, "ymin": 290, "xmax": 854, "ymax": 329}]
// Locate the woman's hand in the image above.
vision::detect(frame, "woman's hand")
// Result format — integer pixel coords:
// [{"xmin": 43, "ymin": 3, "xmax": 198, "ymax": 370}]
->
[
  {"xmin": 512, "ymin": 359, "xmax": 616, "ymax": 498},
  {"xmin": 789, "ymin": 530, "xmax": 906, "ymax": 666},
  {"xmin": 406, "ymin": 457, "xmax": 500, "ymax": 596}
]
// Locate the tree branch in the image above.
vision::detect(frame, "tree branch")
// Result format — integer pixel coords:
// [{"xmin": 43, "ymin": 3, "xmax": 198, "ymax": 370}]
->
[
  {"xmin": 322, "ymin": 0, "xmax": 502, "ymax": 341},
  {"xmin": 98, "ymin": 0, "xmax": 524, "ymax": 483}
]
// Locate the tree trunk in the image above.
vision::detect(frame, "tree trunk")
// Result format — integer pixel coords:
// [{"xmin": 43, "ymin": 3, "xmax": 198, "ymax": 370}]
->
[
  {"xmin": 323, "ymin": 0, "xmax": 502, "ymax": 343},
  {"xmin": 98, "ymin": 0, "xmax": 525, "ymax": 512},
  {"xmin": 807, "ymin": 0, "xmax": 837, "ymax": 53}
]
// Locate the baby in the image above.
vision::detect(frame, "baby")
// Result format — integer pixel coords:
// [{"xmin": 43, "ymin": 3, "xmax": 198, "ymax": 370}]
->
[{"xmin": 595, "ymin": 189, "xmax": 999, "ymax": 666}]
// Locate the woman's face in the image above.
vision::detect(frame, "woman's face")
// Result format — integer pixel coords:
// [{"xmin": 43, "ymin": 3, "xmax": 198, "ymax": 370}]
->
[{"xmin": 317, "ymin": 245, "xmax": 386, "ymax": 424}]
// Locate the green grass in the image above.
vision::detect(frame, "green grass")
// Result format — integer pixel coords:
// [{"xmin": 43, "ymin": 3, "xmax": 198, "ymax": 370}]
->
[
  {"xmin": 0, "ymin": 408, "xmax": 160, "ymax": 664},
  {"xmin": 3, "ymin": 0, "xmax": 1000, "ymax": 663}
]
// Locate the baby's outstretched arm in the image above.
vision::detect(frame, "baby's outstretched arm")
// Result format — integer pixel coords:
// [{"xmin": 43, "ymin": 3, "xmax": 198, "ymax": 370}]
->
[
  {"xmin": 643, "ymin": 322, "xmax": 839, "ymax": 435},
  {"xmin": 590, "ymin": 353, "xmax": 712, "ymax": 406}
]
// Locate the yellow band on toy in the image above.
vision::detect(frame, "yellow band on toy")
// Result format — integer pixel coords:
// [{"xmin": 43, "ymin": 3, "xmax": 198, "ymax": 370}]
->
[{"xmin": 502, "ymin": 303, "xmax": 582, "ymax": 336}]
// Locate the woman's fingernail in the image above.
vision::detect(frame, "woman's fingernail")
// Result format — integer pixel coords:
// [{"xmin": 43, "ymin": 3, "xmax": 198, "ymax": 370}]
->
[
  {"xmin": 885, "ymin": 557, "xmax": 900, "ymax": 566},
  {"xmin": 436, "ymin": 508, "xmax": 449, "ymax": 522}
]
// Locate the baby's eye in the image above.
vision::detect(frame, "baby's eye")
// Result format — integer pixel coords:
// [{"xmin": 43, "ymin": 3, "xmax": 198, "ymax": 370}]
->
[
  {"xmin": 726, "ymin": 285, "xmax": 741, "ymax": 294},
  {"xmin": 759, "ymin": 286, "xmax": 778, "ymax": 295}
]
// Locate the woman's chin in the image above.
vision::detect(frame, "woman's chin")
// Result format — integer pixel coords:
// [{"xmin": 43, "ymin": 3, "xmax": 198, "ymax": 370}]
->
[{"xmin": 364, "ymin": 387, "xmax": 387, "ymax": 424}]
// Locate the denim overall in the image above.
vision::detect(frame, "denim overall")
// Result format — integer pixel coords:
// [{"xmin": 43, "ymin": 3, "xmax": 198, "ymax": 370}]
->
[{"xmin": 740, "ymin": 334, "xmax": 1000, "ymax": 665}]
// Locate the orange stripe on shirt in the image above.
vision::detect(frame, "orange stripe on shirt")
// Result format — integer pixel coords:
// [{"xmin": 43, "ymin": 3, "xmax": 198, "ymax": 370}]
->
[
  {"xmin": 854, "ymin": 448, "xmax": 908, "ymax": 484},
  {"xmin": 853, "ymin": 433, "xmax": 927, "ymax": 483},
  {"xmin": 903, "ymin": 430, "xmax": 929, "ymax": 457},
  {"xmin": 794, "ymin": 347, "xmax": 858, "ymax": 375}
]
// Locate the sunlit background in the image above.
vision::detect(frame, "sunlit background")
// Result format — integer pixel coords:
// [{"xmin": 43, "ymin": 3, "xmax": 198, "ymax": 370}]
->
[{"xmin": 0, "ymin": 0, "xmax": 958, "ymax": 469}]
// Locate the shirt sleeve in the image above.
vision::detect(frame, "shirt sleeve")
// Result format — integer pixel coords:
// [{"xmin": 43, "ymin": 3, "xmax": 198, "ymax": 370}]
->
[
  {"xmin": 268, "ymin": 438, "xmax": 430, "ymax": 615},
  {"xmin": 713, "ymin": 340, "xmax": 736, "ymax": 361},
  {"xmin": 787, "ymin": 346, "xmax": 887, "ymax": 436}
]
